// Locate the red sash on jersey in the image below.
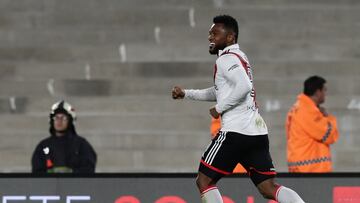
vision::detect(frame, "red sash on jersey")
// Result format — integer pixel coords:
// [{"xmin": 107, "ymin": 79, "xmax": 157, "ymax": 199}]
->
[
  {"xmin": 220, "ymin": 50, "xmax": 251, "ymax": 78},
  {"xmin": 217, "ymin": 50, "xmax": 258, "ymax": 106},
  {"xmin": 213, "ymin": 64, "xmax": 217, "ymax": 82}
]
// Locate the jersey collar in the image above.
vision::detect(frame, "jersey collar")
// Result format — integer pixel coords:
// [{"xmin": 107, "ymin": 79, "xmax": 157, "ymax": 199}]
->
[{"xmin": 218, "ymin": 44, "xmax": 240, "ymax": 56}]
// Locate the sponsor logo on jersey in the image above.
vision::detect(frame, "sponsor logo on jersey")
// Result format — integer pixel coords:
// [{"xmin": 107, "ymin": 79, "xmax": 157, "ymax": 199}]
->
[{"xmin": 228, "ymin": 64, "xmax": 239, "ymax": 71}]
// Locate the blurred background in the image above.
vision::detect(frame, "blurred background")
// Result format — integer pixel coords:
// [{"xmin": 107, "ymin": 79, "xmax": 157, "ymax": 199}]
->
[{"xmin": 0, "ymin": 0, "xmax": 359, "ymax": 173}]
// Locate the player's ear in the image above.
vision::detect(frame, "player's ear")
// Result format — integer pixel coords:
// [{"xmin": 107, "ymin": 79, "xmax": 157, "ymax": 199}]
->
[{"xmin": 227, "ymin": 32, "xmax": 235, "ymax": 43}]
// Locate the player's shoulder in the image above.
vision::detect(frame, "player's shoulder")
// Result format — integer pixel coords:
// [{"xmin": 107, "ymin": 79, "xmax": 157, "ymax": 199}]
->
[{"xmin": 216, "ymin": 51, "xmax": 240, "ymax": 66}]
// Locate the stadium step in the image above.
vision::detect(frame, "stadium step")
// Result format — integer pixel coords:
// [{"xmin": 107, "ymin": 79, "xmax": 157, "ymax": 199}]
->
[
  {"xmin": 0, "ymin": 130, "xmax": 210, "ymax": 150},
  {"xmin": 0, "ymin": 113, "xmax": 211, "ymax": 132},
  {"xmin": 1, "ymin": 76, "xmax": 359, "ymax": 98},
  {"xmin": 2, "ymin": 61, "xmax": 359, "ymax": 80}
]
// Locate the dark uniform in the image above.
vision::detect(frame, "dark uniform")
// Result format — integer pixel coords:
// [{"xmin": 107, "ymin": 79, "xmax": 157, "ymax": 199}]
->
[
  {"xmin": 31, "ymin": 100, "xmax": 97, "ymax": 173},
  {"xmin": 32, "ymin": 132, "xmax": 97, "ymax": 173}
]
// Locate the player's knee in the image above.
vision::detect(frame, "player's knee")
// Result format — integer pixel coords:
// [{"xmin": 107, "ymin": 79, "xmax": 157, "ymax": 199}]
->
[
  {"xmin": 257, "ymin": 180, "xmax": 277, "ymax": 200},
  {"xmin": 195, "ymin": 174, "xmax": 215, "ymax": 191},
  {"xmin": 195, "ymin": 176, "xmax": 206, "ymax": 190},
  {"xmin": 258, "ymin": 188, "xmax": 274, "ymax": 200}
]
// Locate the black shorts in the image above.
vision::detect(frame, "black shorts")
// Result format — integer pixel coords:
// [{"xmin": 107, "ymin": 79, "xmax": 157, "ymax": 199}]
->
[{"xmin": 199, "ymin": 131, "xmax": 276, "ymax": 186}]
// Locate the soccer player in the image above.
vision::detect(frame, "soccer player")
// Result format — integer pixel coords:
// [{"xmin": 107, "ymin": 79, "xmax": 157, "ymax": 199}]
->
[{"xmin": 172, "ymin": 15, "xmax": 305, "ymax": 203}]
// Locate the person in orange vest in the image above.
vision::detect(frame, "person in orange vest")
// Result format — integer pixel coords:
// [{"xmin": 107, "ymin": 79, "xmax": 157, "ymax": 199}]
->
[
  {"xmin": 210, "ymin": 117, "xmax": 246, "ymax": 173},
  {"xmin": 285, "ymin": 76, "xmax": 339, "ymax": 172}
]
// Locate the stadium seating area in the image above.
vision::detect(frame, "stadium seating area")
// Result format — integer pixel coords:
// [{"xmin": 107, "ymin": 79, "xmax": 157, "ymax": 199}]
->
[{"xmin": 0, "ymin": 0, "xmax": 359, "ymax": 172}]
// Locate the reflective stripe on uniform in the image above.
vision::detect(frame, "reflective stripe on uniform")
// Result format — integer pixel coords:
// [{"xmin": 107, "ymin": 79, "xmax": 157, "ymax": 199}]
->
[
  {"xmin": 288, "ymin": 156, "xmax": 331, "ymax": 167},
  {"xmin": 321, "ymin": 122, "xmax": 332, "ymax": 143}
]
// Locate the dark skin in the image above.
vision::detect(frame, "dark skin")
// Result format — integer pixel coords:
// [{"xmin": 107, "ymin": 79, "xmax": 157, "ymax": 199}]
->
[
  {"xmin": 310, "ymin": 85, "xmax": 328, "ymax": 116},
  {"xmin": 172, "ymin": 23, "xmax": 281, "ymax": 200}
]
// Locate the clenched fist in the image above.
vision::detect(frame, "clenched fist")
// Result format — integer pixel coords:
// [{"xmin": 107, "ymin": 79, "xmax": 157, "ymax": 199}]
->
[{"xmin": 172, "ymin": 86, "xmax": 185, "ymax": 99}]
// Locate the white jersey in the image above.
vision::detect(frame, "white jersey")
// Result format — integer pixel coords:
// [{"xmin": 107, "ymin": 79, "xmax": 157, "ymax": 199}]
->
[{"xmin": 184, "ymin": 44, "xmax": 268, "ymax": 135}]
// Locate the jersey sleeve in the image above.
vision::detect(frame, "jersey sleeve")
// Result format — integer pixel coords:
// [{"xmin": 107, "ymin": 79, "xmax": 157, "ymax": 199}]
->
[
  {"xmin": 184, "ymin": 86, "xmax": 216, "ymax": 101},
  {"xmin": 215, "ymin": 54, "xmax": 252, "ymax": 114}
]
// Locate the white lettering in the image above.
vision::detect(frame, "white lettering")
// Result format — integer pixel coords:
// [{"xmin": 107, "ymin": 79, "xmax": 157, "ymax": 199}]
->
[
  {"xmin": 29, "ymin": 196, "xmax": 60, "ymax": 202},
  {"xmin": 3, "ymin": 196, "xmax": 26, "ymax": 202},
  {"xmin": 66, "ymin": 196, "xmax": 91, "ymax": 203},
  {"xmin": 2, "ymin": 195, "xmax": 91, "ymax": 202}
]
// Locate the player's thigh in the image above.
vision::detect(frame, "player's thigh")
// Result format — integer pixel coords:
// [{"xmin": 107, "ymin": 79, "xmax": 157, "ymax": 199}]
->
[
  {"xmin": 200, "ymin": 132, "xmax": 238, "ymax": 178},
  {"xmin": 239, "ymin": 135, "xmax": 276, "ymax": 186}
]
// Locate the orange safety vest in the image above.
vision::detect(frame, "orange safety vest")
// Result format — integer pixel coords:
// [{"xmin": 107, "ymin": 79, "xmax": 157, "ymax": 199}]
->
[
  {"xmin": 285, "ymin": 94, "xmax": 339, "ymax": 172},
  {"xmin": 210, "ymin": 117, "xmax": 222, "ymax": 139},
  {"xmin": 210, "ymin": 117, "xmax": 246, "ymax": 173}
]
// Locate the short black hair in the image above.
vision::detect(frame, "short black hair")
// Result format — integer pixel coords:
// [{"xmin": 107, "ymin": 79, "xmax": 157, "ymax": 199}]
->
[
  {"xmin": 303, "ymin": 75, "xmax": 326, "ymax": 96},
  {"xmin": 213, "ymin": 15, "xmax": 239, "ymax": 42}
]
